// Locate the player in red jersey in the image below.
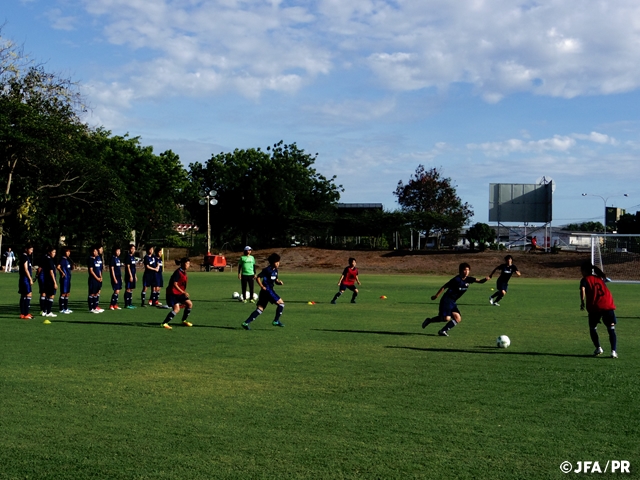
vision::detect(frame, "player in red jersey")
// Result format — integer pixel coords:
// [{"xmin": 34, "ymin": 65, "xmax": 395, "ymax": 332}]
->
[
  {"xmin": 580, "ymin": 261, "xmax": 618, "ymax": 358},
  {"xmin": 161, "ymin": 257, "xmax": 193, "ymax": 330},
  {"xmin": 331, "ymin": 257, "xmax": 361, "ymax": 304}
]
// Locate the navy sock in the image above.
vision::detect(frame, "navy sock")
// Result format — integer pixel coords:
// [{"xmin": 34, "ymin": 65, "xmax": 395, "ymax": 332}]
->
[
  {"xmin": 607, "ymin": 325, "xmax": 617, "ymax": 351},
  {"xmin": 111, "ymin": 293, "xmax": 118, "ymax": 306},
  {"xmin": 25, "ymin": 297, "xmax": 31, "ymax": 314},
  {"xmin": 442, "ymin": 319, "xmax": 458, "ymax": 332},
  {"xmin": 182, "ymin": 308, "xmax": 192, "ymax": 321},
  {"xmin": 351, "ymin": 292, "xmax": 358, "ymax": 302},
  {"xmin": 20, "ymin": 297, "xmax": 26, "ymax": 315},
  {"xmin": 163, "ymin": 311, "xmax": 176, "ymax": 324},
  {"xmin": 245, "ymin": 309, "xmax": 263, "ymax": 324},
  {"xmin": 589, "ymin": 327, "xmax": 600, "ymax": 348},
  {"xmin": 125, "ymin": 291, "xmax": 132, "ymax": 306},
  {"xmin": 332, "ymin": 291, "xmax": 342, "ymax": 302},
  {"xmin": 274, "ymin": 304, "xmax": 284, "ymax": 322},
  {"xmin": 141, "ymin": 291, "xmax": 146, "ymax": 304},
  {"xmin": 47, "ymin": 298, "xmax": 54, "ymax": 314}
]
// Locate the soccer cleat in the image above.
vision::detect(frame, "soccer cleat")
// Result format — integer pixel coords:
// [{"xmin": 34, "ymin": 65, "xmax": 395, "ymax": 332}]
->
[
  {"xmin": 125, "ymin": 305, "xmax": 136, "ymax": 309},
  {"xmin": 182, "ymin": 321, "xmax": 193, "ymax": 327},
  {"xmin": 272, "ymin": 320, "xmax": 285, "ymax": 327},
  {"xmin": 61, "ymin": 309, "xmax": 71, "ymax": 314},
  {"xmin": 40, "ymin": 311, "xmax": 46, "ymax": 317},
  {"xmin": 25, "ymin": 313, "xmax": 34, "ymax": 319},
  {"xmin": 493, "ymin": 302, "xmax": 500, "ymax": 307},
  {"xmin": 242, "ymin": 322, "xmax": 251, "ymax": 330},
  {"xmin": 109, "ymin": 306, "xmax": 116, "ymax": 310},
  {"xmin": 162, "ymin": 323, "xmax": 172, "ymax": 330},
  {"xmin": 148, "ymin": 301, "xmax": 153, "ymax": 306},
  {"xmin": 250, "ymin": 299, "xmax": 255, "ymax": 303},
  {"xmin": 489, "ymin": 297, "xmax": 494, "ymax": 305},
  {"xmin": 114, "ymin": 305, "xmax": 121, "ymax": 310},
  {"xmin": 438, "ymin": 329, "xmax": 449, "ymax": 337},
  {"xmin": 350, "ymin": 300, "xmax": 356, "ymax": 304},
  {"xmin": 593, "ymin": 347, "xmax": 604, "ymax": 356},
  {"xmin": 421, "ymin": 317, "xmax": 432, "ymax": 329},
  {"xmin": 20, "ymin": 314, "xmax": 28, "ymax": 319},
  {"xmin": 43, "ymin": 319, "xmax": 51, "ymax": 324},
  {"xmin": 611, "ymin": 350, "xmax": 618, "ymax": 358},
  {"xmin": 46, "ymin": 312, "xmax": 57, "ymax": 317},
  {"xmin": 330, "ymin": 300, "xmax": 336, "ymax": 304},
  {"xmin": 90, "ymin": 309, "xmax": 100, "ymax": 314}
]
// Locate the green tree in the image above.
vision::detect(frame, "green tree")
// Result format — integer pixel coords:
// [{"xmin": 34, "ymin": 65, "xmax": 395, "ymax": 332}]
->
[
  {"xmin": 466, "ymin": 222, "xmax": 495, "ymax": 251},
  {"xmin": 393, "ymin": 165, "xmax": 473, "ymax": 248},
  {"xmin": 188, "ymin": 141, "xmax": 342, "ymax": 248},
  {"xmin": 563, "ymin": 221, "xmax": 605, "ymax": 232}
]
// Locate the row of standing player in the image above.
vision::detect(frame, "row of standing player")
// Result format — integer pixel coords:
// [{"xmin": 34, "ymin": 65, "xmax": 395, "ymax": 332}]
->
[
  {"xmin": 419, "ymin": 255, "xmax": 619, "ymax": 358},
  {"xmin": 16, "ymin": 244, "xmax": 191, "ymax": 324}
]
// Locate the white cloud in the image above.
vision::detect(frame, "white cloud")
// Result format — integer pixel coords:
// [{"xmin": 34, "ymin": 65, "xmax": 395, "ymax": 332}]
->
[
  {"xmin": 467, "ymin": 135, "xmax": 576, "ymax": 156},
  {"xmin": 572, "ymin": 132, "xmax": 617, "ymax": 145},
  {"xmin": 45, "ymin": 8, "xmax": 77, "ymax": 31}
]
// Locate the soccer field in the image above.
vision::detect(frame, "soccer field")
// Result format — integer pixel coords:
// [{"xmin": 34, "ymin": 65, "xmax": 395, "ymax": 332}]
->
[{"xmin": 1, "ymin": 271, "xmax": 638, "ymax": 479}]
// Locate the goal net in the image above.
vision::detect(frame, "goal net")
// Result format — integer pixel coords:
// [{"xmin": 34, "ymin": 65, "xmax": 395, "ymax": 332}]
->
[{"xmin": 591, "ymin": 234, "xmax": 640, "ymax": 283}]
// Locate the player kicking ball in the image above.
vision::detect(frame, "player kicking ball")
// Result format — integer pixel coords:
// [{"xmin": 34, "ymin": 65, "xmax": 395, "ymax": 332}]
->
[
  {"xmin": 242, "ymin": 253, "xmax": 285, "ymax": 330},
  {"xmin": 161, "ymin": 257, "xmax": 193, "ymax": 329},
  {"xmin": 330, "ymin": 257, "xmax": 361, "ymax": 304},
  {"xmin": 421, "ymin": 262, "xmax": 490, "ymax": 336}
]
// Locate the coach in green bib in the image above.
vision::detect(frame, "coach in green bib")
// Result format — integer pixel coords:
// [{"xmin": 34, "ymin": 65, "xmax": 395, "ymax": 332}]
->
[{"xmin": 237, "ymin": 246, "xmax": 256, "ymax": 303}]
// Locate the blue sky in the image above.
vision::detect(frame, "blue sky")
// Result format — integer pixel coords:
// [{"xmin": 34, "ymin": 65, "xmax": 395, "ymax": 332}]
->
[{"xmin": 4, "ymin": 0, "xmax": 640, "ymax": 225}]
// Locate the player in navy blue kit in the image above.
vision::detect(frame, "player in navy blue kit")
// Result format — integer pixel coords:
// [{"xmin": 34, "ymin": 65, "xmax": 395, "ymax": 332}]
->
[
  {"xmin": 242, "ymin": 253, "xmax": 285, "ymax": 330},
  {"xmin": 18, "ymin": 244, "xmax": 35, "ymax": 319},
  {"xmin": 141, "ymin": 245, "xmax": 158, "ymax": 307},
  {"xmin": 488, "ymin": 255, "xmax": 521, "ymax": 306},
  {"xmin": 153, "ymin": 249, "xmax": 166, "ymax": 307},
  {"xmin": 88, "ymin": 245, "xmax": 104, "ymax": 313},
  {"xmin": 57, "ymin": 247, "xmax": 73, "ymax": 314},
  {"xmin": 110, "ymin": 246, "xmax": 123, "ymax": 310},
  {"xmin": 421, "ymin": 262, "xmax": 490, "ymax": 336},
  {"xmin": 123, "ymin": 244, "xmax": 137, "ymax": 309},
  {"xmin": 41, "ymin": 246, "xmax": 58, "ymax": 319}
]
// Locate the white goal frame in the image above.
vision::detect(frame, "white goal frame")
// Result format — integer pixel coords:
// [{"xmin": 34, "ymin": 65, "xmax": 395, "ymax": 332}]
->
[{"xmin": 591, "ymin": 234, "xmax": 640, "ymax": 283}]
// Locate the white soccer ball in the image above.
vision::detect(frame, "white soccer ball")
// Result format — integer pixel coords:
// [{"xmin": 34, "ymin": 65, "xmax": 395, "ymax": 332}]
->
[
  {"xmin": 496, "ymin": 335, "xmax": 511, "ymax": 349},
  {"xmin": 232, "ymin": 292, "xmax": 240, "ymax": 299},
  {"xmin": 246, "ymin": 291, "xmax": 250, "ymax": 299},
  {"xmin": 253, "ymin": 293, "xmax": 258, "ymax": 301}
]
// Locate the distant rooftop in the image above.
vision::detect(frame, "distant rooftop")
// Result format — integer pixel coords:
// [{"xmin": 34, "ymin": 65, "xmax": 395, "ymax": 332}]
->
[{"xmin": 336, "ymin": 203, "xmax": 383, "ymax": 209}]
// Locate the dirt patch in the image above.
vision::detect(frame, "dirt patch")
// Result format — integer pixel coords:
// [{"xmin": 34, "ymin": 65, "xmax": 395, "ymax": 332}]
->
[{"xmin": 216, "ymin": 247, "xmax": 589, "ymax": 279}]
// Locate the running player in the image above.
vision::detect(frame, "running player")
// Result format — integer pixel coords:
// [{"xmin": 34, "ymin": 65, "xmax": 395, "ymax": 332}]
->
[
  {"xmin": 488, "ymin": 255, "xmax": 521, "ymax": 306},
  {"xmin": 57, "ymin": 247, "xmax": 73, "ymax": 314},
  {"xmin": 123, "ymin": 244, "xmax": 137, "ymax": 309},
  {"xmin": 88, "ymin": 245, "xmax": 104, "ymax": 313},
  {"xmin": 18, "ymin": 244, "xmax": 35, "ymax": 319},
  {"xmin": 580, "ymin": 261, "xmax": 619, "ymax": 358},
  {"xmin": 161, "ymin": 257, "xmax": 193, "ymax": 329},
  {"xmin": 41, "ymin": 246, "xmax": 58, "ymax": 319},
  {"xmin": 330, "ymin": 257, "xmax": 361, "ymax": 304},
  {"xmin": 421, "ymin": 262, "xmax": 490, "ymax": 336},
  {"xmin": 141, "ymin": 245, "xmax": 158, "ymax": 307},
  {"xmin": 109, "ymin": 246, "xmax": 123, "ymax": 310},
  {"xmin": 242, "ymin": 253, "xmax": 285, "ymax": 330},
  {"xmin": 237, "ymin": 246, "xmax": 256, "ymax": 303}
]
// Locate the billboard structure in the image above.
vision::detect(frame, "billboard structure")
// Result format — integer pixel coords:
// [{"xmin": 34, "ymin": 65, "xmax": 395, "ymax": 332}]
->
[{"xmin": 489, "ymin": 182, "xmax": 553, "ymax": 250}]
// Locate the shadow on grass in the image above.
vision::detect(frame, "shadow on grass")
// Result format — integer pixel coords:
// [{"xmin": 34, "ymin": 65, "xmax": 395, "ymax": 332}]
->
[
  {"xmin": 312, "ymin": 328, "xmax": 429, "ymax": 336},
  {"xmin": 53, "ymin": 319, "xmax": 159, "ymax": 328},
  {"xmin": 387, "ymin": 345, "xmax": 594, "ymax": 358}
]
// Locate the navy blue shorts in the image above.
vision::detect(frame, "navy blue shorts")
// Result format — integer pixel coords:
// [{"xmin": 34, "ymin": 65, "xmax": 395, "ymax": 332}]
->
[
  {"xmin": 156, "ymin": 273, "xmax": 164, "ymax": 288},
  {"xmin": 88, "ymin": 278, "xmax": 102, "ymax": 295},
  {"xmin": 125, "ymin": 277, "xmax": 136, "ymax": 290},
  {"xmin": 167, "ymin": 293, "xmax": 188, "ymax": 307},
  {"xmin": 496, "ymin": 281, "xmax": 509, "ymax": 292},
  {"xmin": 588, "ymin": 310, "xmax": 617, "ymax": 328},
  {"xmin": 257, "ymin": 288, "xmax": 280, "ymax": 308},
  {"xmin": 44, "ymin": 280, "xmax": 57, "ymax": 297},
  {"xmin": 18, "ymin": 277, "xmax": 32, "ymax": 295},
  {"xmin": 439, "ymin": 297, "xmax": 460, "ymax": 319},
  {"xmin": 339, "ymin": 283, "xmax": 357, "ymax": 292},
  {"xmin": 111, "ymin": 277, "xmax": 123, "ymax": 290},
  {"xmin": 143, "ymin": 273, "xmax": 157, "ymax": 288},
  {"xmin": 60, "ymin": 276, "xmax": 71, "ymax": 294}
]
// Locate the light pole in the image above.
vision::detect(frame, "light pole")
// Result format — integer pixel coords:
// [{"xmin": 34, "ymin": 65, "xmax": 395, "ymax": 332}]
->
[
  {"xmin": 199, "ymin": 188, "xmax": 218, "ymax": 254},
  {"xmin": 581, "ymin": 193, "xmax": 628, "ymax": 233}
]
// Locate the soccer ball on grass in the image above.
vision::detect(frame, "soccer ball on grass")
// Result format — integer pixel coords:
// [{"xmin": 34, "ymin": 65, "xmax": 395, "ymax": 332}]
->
[
  {"xmin": 232, "ymin": 292, "xmax": 240, "ymax": 299},
  {"xmin": 496, "ymin": 335, "xmax": 511, "ymax": 348}
]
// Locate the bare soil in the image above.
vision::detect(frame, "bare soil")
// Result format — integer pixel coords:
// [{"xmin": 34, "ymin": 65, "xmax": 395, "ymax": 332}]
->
[{"xmin": 214, "ymin": 247, "xmax": 589, "ymax": 279}]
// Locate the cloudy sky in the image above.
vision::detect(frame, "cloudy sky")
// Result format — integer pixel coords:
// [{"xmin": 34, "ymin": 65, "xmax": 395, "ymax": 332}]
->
[{"xmin": 5, "ymin": 0, "xmax": 640, "ymax": 225}]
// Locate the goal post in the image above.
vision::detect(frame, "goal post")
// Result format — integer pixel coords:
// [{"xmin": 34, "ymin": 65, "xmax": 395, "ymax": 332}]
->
[{"xmin": 591, "ymin": 234, "xmax": 640, "ymax": 283}]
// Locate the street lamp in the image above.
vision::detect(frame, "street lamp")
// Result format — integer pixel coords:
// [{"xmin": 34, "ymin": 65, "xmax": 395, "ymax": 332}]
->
[
  {"xmin": 199, "ymin": 187, "xmax": 218, "ymax": 254},
  {"xmin": 581, "ymin": 193, "xmax": 628, "ymax": 233}
]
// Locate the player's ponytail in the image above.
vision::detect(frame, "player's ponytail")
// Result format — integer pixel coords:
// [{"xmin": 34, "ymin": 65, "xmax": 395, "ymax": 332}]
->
[{"xmin": 580, "ymin": 260, "xmax": 607, "ymax": 280}]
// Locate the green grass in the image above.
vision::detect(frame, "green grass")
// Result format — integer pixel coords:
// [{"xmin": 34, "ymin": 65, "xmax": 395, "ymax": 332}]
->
[{"xmin": 1, "ymin": 270, "xmax": 639, "ymax": 479}]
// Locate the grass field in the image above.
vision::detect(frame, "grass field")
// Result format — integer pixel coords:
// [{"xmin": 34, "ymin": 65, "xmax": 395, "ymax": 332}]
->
[{"xmin": 1, "ymin": 269, "xmax": 638, "ymax": 479}]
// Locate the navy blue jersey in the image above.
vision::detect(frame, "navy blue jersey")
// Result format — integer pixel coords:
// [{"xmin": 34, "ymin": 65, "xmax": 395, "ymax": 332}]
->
[
  {"xmin": 111, "ymin": 255, "xmax": 122, "ymax": 280},
  {"xmin": 496, "ymin": 264, "xmax": 518, "ymax": 284},
  {"xmin": 19, "ymin": 252, "xmax": 32, "ymax": 279},
  {"xmin": 124, "ymin": 252, "xmax": 136, "ymax": 280},
  {"xmin": 258, "ymin": 265, "xmax": 279, "ymax": 291},
  {"xmin": 43, "ymin": 254, "xmax": 56, "ymax": 283},
  {"xmin": 88, "ymin": 255, "xmax": 103, "ymax": 279},
  {"xmin": 442, "ymin": 275, "xmax": 479, "ymax": 302},
  {"xmin": 156, "ymin": 255, "xmax": 164, "ymax": 287},
  {"xmin": 59, "ymin": 256, "xmax": 72, "ymax": 280},
  {"xmin": 143, "ymin": 254, "xmax": 158, "ymax": 272}
]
